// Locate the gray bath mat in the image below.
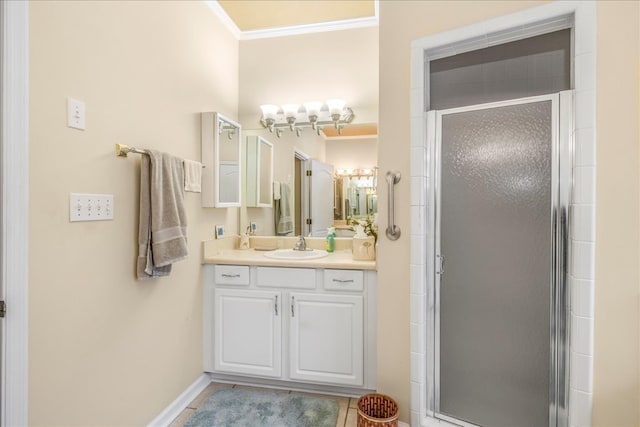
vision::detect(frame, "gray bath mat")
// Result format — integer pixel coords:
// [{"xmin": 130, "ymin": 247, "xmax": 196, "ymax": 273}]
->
[{"xmin": 184, "ymin": 388, "xmax": 339, "ymax": 427}]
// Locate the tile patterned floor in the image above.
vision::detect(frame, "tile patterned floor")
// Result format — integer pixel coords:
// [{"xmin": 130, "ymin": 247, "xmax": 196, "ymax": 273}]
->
[
  {"xmin": 170, "ymin": 383, "xmax": 358, "ymax": 427},
  {"xmin": 169, "ymin": 382, "xmax": 363, "ymax": 427}
]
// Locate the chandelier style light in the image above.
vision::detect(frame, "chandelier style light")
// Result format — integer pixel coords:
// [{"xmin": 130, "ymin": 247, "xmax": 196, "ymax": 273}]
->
[{"xmin": 259, "ymin": 99, "xmax": 355, "ymax": 138}]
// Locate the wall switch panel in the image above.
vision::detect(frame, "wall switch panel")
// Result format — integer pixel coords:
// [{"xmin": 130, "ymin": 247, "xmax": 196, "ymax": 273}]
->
[
  {"xmin": 67, "ymin": 97, "xmax": 86, "ymax": 130},
  {"xmin": 70, "ymin": 193, "xmax": 113, "ymax": 222}
]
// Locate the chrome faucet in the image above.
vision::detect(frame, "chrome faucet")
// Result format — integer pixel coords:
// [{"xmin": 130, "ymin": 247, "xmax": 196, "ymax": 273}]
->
[{"xmin": 293, "ymin": 235, "xmax": 307, "ymax": 251}]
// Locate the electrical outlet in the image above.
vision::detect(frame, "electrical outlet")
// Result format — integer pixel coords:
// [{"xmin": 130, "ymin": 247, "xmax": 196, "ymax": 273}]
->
[
  {"xmin": 250, "ymin": 222, "xmax": 257, "ymax": 234},
  {"xmin": 215, "ymin": 225, "xmax": 225, "ymax": 239},
  {"xmin": 70, "ymin": 193, "xmax": 113, "ymax": 222}
]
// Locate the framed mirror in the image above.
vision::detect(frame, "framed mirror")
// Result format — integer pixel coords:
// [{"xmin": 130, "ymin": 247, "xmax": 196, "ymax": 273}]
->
[
  {"xmin": 246, "ymin": 135, "xmax": 274, "ymax": 208},
  {"xmin": 201, "ymin": 112, "xmax": 242, "ymax": 208}
]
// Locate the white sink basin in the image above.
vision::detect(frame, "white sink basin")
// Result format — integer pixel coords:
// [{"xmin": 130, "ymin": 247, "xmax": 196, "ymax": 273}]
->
[{"xmin": 263, "ymin": 249, "xmax": 329, "ymax": 260}]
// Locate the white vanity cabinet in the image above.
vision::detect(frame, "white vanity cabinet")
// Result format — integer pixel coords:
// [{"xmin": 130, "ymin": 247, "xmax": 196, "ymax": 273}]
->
[
  {"xmin": 203, "ymin": 264, "xmax": 376, "ymax": 391},
  {"xmin": 214, "ymin": 288, "xmax": 282, "ymax": 378},
  {"xmin": 289, "ymin": 293, "xmax": 363, "ymax": 386}
]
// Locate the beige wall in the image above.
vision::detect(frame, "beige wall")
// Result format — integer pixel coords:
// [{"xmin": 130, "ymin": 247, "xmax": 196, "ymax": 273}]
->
[
  {"xmin": 593, "ymin": 2, "xmax": 640, "ymax": 425},
  {"xmin": 378, "ymin": 0, "xmax": 640, "ymax": 424},
  {"xmin": 325, "ymin": 138, "xmax": 377, "ymax": 171},
  {"xmin": 237, "ymin": 26, "xmax": 379, "ymax": 128},
  {"xmin": 29, "ymin": 2, "xmax": 238, "ymax": 425}
]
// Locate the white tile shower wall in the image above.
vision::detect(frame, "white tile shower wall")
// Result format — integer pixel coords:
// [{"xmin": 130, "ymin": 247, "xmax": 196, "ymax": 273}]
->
[
  {"xmin": 570, "ymin": 352, "xmax": 594, "ymax": 393},
  {"xmin": 571, "ymin": 314, "xmax": 594, "ymax": 356},
  {"xmin": 574, "ymin": 128, "xmax": 596, "ymax": 166},
  {"xmin": 408, "ymin": 3, "xmax": 597, "ymax": 426},
  {"xmin": 568, "ymin": 5, "xmax": 597, "ymax": 425},
  {"xmin": 571, "ymin": 204, "xmax": 596, "ymax": 241}
]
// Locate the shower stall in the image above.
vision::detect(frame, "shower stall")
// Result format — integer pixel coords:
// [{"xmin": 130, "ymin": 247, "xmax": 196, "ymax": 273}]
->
[
  {"xmin": 409, "ymin": 4, "xmax": 598, "ymax": 426},
  {"xmin": 423, "ymin": 92, "xmax": 572, "ymax": 426}
]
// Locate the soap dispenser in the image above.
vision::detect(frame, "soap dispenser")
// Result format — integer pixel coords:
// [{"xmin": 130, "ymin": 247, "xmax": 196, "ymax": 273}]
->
[{"xmin": 325, "ymin": 227, "xmax": 335, "ymax": 253}]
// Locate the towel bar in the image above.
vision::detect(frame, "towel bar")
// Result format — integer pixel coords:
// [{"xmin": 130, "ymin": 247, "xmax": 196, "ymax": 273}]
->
[
  {"xmin": 115, "ymin": 143, "xmax": 146, "ymax": 157},
  {"xmin": 115, "ymin": 143, "xmax": 205, "ymax": 167}
]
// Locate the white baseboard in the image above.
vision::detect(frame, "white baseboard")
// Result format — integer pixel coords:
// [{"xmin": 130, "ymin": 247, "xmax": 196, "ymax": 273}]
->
[
  {"xmin": 147, "ymin": 373, "xmax": 211, "ymax": 427},
  {"xmin": 399, "ymin": 422, "xmax": 410, "ymax": 427}
]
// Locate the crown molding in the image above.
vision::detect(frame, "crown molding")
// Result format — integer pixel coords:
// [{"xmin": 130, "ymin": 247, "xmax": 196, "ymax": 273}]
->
[
  {"xmin": 205, "ymin": 0, "xmax": 378, "ymax": 41},
  {"xmin": 204, "ymin": 0, "xmax": 242, "ymax": 39}
]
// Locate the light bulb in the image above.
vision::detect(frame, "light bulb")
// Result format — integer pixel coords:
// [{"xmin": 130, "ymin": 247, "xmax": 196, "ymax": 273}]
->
[
  {"xmin": 304, "ymin": 101, "xmax": 322, "ymax": 117},
  {"xmin": 282, "ymin": 104, "xmax": 299, "ymax": 119},
  {"xmin": 326, "ymin": 99, "xmax": 346, "ymax": 117},
  {"xmin": 260, "ymin": 104, "xmax": 279, "ymax": 120}
]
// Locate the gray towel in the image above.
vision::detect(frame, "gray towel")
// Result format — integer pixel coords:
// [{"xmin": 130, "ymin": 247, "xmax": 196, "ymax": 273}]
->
[
  {"xmin": 276, "ymin": 183, "xmax": 294, "ymax": 236},
  {"xmin": 137, "ymin": 150, "xmax": 188, "ymax": 279}
]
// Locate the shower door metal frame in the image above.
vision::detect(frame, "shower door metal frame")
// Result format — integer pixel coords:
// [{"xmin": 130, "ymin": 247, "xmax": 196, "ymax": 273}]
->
[{"xmin": 425, "ymin": 91, "xmax": 573, "ymax": 427}]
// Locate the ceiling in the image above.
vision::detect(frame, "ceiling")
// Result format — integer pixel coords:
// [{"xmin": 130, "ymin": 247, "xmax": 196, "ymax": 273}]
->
[{"xmin": 217, "ymin": 0, "xmax": 376, "ymax": 33}]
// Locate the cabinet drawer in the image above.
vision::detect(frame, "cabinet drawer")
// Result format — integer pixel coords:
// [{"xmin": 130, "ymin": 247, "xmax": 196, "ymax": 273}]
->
[
  {"xmin": 214, "ymin": 265, "xmax": 250, "ymax": 286},
  {"xmin": 324, "ymin": 269, "xmax": 363, "ymax": 291},
  {"xmin": 257, "ymin": 267, "xmax": 316, "ymax": 289}
]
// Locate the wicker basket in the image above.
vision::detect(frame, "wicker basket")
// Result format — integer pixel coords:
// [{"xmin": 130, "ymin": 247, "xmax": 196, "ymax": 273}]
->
[{"xmin": 357, "ymin": 393, "xmax": 399, "ymax": 427}]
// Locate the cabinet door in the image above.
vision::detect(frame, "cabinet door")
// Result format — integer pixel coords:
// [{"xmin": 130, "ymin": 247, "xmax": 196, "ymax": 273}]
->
[
  {"xmin": 214, "ymin": 289, "xmax": 281, "ymax": 377},
  {"xmin": 289, "ymin": 293, "xmax": 363, "ymax": 386}
]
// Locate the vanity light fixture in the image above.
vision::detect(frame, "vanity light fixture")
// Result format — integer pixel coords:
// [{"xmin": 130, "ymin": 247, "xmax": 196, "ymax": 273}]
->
[
  {"xmin": 259, "ymin": 100, "xmax": 355, "ymax": 138},
  {"xmin": 335, "ymin": 167, "xmax": 377, "ymax": 178}
]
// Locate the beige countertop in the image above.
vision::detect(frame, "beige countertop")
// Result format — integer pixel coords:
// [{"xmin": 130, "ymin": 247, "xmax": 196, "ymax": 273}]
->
[{"xmin": 202, "ymin": 237, "xmax": 376, "ymax": 271}]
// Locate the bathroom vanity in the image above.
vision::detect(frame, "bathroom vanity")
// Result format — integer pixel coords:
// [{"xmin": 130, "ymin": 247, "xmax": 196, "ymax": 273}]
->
[{"xmin": 202, "ymin": 238, "xmax": 376, "ymax": 393}]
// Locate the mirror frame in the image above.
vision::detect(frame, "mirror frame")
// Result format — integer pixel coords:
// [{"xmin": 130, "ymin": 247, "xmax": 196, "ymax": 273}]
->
[{"xmin": 201, "ymin": 112, "xmax": 242, "ymax": 208}]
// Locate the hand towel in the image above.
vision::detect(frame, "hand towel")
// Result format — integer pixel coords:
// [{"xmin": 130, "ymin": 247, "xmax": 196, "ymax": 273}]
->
[
  {"xmin": 273, "ymin": 181, "xmax": 281, "ymax": 200},
  {"xmin": 183, "ymin": 159, "xmax": 202, "ymax": 193},
  {"xmin": 137, "ymin": 150, "xmax": 188, "ymax": 279},
  {"xmin": 276, "ymin": 183, "xmax": 294, "ymax": 236}
]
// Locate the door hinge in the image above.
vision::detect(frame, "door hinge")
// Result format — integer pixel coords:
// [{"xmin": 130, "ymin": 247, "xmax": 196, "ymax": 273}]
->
[
  {"xmin": 306, "ymin": 218, "xmax": 312, "ymax": 225},
  {"xmin": 0, "ymin": 300, "xmax": 5, "ymax": 318},
  {"xmin": 306, "ymin": 170, "xmax": 312, "ymax": 176}
]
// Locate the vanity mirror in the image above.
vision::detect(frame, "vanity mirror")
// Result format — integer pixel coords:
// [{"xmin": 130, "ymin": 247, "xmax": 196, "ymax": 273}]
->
[
  {"xmin": 201, "ymin": 112, "xmax": 242, "ymax": 208},
  {"xmin": 246, "ymin": 136, "xmax": 274, "ymax": 208},
  {"xmin": 240, "ymin": 132, "xmax": 377, "ymax": 237}
]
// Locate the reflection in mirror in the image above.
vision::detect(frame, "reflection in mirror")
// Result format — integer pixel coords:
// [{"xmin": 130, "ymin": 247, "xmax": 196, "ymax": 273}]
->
[
  {"xmin": 334, "ymin": 170, "xmax": 378, "ymax": 220},
  {"xmin": 246, "ymin": 135, "xmax": 274, "ymax": 208},
  {"xmin": 201, "ymin": 112, "xmax": 241, "ymax": 207},
  {"xmin": 239, "ymin": 131, "xmax": 377, "ymax": 237}
]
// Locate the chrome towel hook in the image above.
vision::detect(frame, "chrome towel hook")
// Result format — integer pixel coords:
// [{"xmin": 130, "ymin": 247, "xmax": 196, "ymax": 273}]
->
[{"xmin": 386, "ymin": 171, "xmax": 401, "ymax": 240}]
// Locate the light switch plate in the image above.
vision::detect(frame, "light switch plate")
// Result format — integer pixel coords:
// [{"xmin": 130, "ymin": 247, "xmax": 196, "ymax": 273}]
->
[
  {"xmin": 70, "ymin": 193, "xmax": 113, "ymax": 222},
  {"xmin": 67, "ymin": 97, "xmax": 86, "ymax": 130}
]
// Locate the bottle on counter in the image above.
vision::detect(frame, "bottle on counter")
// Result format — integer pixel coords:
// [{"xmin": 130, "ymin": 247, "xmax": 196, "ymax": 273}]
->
[{"xmin": 325, "ymin": 227, "xmax": 336, "ymax": 253}]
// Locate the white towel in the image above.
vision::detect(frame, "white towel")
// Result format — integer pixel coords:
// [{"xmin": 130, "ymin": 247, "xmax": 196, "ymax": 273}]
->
[
  {"xmin": 273, "ymin": 181, "xmax": 281, "ymax": 200},
  {"xmin": 183, "ymin": 159, "xmax": 202, "ymax": 193}
]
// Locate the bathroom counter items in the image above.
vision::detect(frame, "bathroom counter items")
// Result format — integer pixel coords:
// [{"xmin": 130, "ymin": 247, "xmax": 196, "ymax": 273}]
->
[{"xmin": 202, "ymin": 236, "xmax": 376, "ymax": 271}]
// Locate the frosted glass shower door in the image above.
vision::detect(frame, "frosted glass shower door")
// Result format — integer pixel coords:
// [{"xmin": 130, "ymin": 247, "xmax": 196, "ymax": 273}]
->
[{"xmin": 434, "ymin": 95, "xmax": 560, "ymax": 427}]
